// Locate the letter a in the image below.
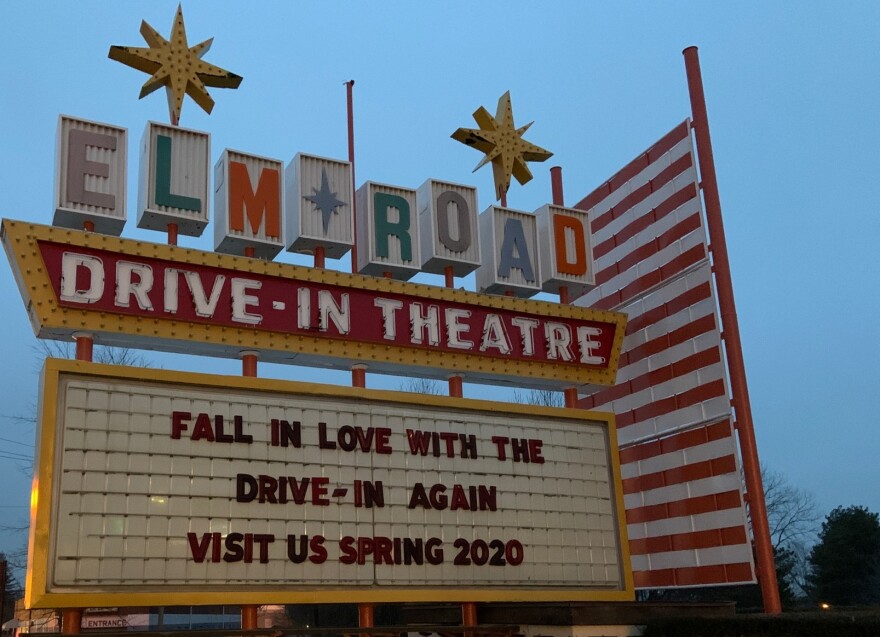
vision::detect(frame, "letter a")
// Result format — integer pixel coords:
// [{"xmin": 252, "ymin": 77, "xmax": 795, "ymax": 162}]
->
[{"xmin": 498, "ymin": 218, "xmax": 535, "ymax": 282}]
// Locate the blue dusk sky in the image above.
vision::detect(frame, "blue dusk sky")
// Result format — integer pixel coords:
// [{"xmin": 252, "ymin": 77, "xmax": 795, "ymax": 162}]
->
[{"xmin": 0, "ymin": 2, "xmax": 878, "ymax": 576}]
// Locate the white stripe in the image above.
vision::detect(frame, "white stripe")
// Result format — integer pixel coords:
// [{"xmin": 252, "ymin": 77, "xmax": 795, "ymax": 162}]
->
[
  {"xmin": 626, "ymin": 507, "xmax": 750, "ymax": 541},
  {"xmin": 624, "ymin": 472, "xmax": 742, "ymax": 510},
  {"xmin": 585, "ymin": 135, "xmax": 694, "ymax": 220},
  {"xmin": 619, "ymin": 434, "xmax": 736, "ymax": 480},
  {"xmin": 618, "ymin": 393, "xmax": 732, "ymax": 445},
  {"xmin": 632, "ymin": 543, "xmax": 753, "ymax": 572},
  {"xmin": 616, "ymin": 260, "xmax": 714, "ymax": 317},
  {"xmin": 607, "ymin": 362, "xmax": 726, "ymax": 420},
  {"xmin": 615, "ymin": 323, "xmax": 720, "ymax": 386}
]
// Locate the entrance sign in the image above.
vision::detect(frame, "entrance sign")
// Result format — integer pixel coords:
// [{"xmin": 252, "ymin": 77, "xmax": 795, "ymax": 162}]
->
[
  {"xmin": 3, "ymin": 220, "xmax": 626, "ymax": 389},
  {"xmin": 27, "ymin": 360, "xmax": 633, "ymax": 607}
]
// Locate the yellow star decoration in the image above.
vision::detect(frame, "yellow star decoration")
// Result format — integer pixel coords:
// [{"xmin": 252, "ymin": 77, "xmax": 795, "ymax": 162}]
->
[
  {"xmin": 108, "ymin": 5, "xmax": 242, "ymax": 125},
  {"xmin": 452, "ymin": 91, "xmax": 553, "ymax": 202}
]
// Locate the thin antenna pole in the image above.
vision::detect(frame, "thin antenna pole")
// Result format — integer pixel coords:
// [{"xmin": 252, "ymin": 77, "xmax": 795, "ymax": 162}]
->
[
  {"xmin": 346, "ymin": 80, "xmax": 358, "ymax": 273},
  {"xmin": 683, "ymin": 45, "xmax": 781, "ymax": 614}
]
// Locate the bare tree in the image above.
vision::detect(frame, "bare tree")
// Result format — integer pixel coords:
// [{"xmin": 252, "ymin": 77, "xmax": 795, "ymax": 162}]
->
[
  {"xmin": 762, "ymin": 466, "xmax": 821, "ymax": 551},
  {"xmin": 35, "ymin": 341, "xmax": 152, "ymax": 367},
  {"xmin": 398, "ymin": 378, "xmax": 444, "ymax": 395},
  {"xmin": 513, "ymin": 388, "xmax": 565, "ymax": 407}
]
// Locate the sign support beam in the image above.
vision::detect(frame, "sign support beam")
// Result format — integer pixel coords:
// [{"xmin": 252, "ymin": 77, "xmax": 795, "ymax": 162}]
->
[{"xmin": 683, "ymin": 45, "xmax": 780, "ymax": 614}]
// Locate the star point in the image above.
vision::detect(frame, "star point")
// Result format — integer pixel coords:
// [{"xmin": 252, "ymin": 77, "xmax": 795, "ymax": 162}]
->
[
  {"xmin": 109, "ymin": 5, "xmax": 242, "ymax": 125},
  {"xmin": 452, "ymin": 91, "xmax": 552, "ymax": 202}
]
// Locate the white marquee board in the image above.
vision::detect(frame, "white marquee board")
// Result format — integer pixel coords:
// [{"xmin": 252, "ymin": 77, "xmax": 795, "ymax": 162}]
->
[{"xmin": 27, "ymin": 360, "xmax": 633, "ymax": 608}]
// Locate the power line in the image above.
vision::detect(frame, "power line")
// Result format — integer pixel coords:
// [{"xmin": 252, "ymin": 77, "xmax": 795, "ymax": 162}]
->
[{"xmin": 0, "ymin": 437, "xmax": 32, "ymax": 448}]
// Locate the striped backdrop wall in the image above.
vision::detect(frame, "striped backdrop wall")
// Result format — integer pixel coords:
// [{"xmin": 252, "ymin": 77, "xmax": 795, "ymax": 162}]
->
[{"xmin": 574, "ymin": 121, "xmax": 756, "ymax": 588}]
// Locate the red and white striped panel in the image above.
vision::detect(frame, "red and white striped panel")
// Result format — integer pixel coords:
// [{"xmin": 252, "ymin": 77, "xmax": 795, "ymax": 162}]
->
[{"xmin": 574, "ymin": 121, "xmax": 755, "ymax": 588}]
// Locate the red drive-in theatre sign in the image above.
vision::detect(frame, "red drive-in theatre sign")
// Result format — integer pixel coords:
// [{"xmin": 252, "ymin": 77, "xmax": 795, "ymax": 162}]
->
[{"xmin": 5, "ymin": 221, "xmax": 626, "ymax": 389}]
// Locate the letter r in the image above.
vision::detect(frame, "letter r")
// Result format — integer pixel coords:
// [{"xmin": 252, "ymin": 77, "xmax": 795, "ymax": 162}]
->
[{"xmin": 373, "ymin": 192, "xmax": 412, "ymax": 261}]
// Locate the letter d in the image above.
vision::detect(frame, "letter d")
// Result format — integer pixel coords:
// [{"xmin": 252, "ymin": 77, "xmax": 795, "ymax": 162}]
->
[
  {"xmin": 60, "ymin": 253, "xmax": 105, "ymax": 303},
  {"xmin": 236, "ymin": 473, "xmax": 258, "ymax": 502}
]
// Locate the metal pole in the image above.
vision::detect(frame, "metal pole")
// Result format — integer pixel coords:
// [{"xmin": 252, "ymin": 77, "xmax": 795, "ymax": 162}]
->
[
  {"xmin": 241, "ymin": 351, "xmax": 258, "ymax": 378},
  {"xmin": 61, "ymin": 609, "xmax": 82, "ymax": 634},
  {"xmin": 550, "ymin": 166, "xmax": 570, "ymax": 305},
  {"xmin": 550, "ymin": 166, "xmax": 564, "ymax": 206},
  {"xmin": 461, "ymin": 601, "xmax": 477, "ymax": 637},
  {"xmin": 358, "ymin": 603, "xmax": 374, "ymax": 637},
  {"xmin": 683, "ymin": 45, "xmax": 781, "ymax": 614},
  {"xmin": 448, "ymin": 374, "xmax": 463, "ymax": 398},
  {"xmin": 352, "ymin": 364, "xmax": 366, "ymax": 388},
  {"xmin": 73, "ymin": 332, "xmax": 93, "ymax": 362},
  {"xmin": 241, "ymin": 605, "xmax": 258, "ymax": 629},
  {"xmin": 346, "ymin": 80, "xmax": 358, "ymax": 274}
]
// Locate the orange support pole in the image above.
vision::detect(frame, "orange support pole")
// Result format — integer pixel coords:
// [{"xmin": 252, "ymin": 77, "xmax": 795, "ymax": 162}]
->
[
  {"xmin": 683, "ymin": 45, "xmax": 780, "ymax": 614},
  {"xmin": 551, "ymin": 166, "xmax": 571, "ymax": 306},
  {"xmin": 314, "ymin": 245, "xmax": 326, "ymax": 269},
  {"xmin": 82, "ymin": 220, "xmax": 95, "ymax": 232},
  {"xmin": 244, "ymin": 246, "xmax": 256, "ymax": 258},
  {"xmin": 461, "ymin": 601, "xmax": 477, "ymax": 635},
  {"xmin": 167, "ymin": 222, "xmax": 178, "ymax": 246},
  {"xmin": 564, "ymin": 387, "xmax": 578, "ymax": 409},
  {"xmin": 444, "ymin": 264, "xmax": 455, "ymax": 289},
  {"xmin": 358, "ymin": 603, "xmax": 374, "ymax": 637},
  {"xmin": 61, "ymin": 609, "xmax": 82, "ymax": 634},
  {"xmin": 352, "ymin": 364, "xmax": 367, "ymax": 388},
  {"xmin": 550, "ymin": 166, "xmax": 565, "ymax": 206},
  {"xmin": 73, "ymin": 332, "xmax": 93, "ymax": 362},
  {"xmin": 448, "ymin": 374, "xmax": 463, "ymax": 398},
  {"xmin": 241, "ymin": 604, "xmax": 258, "ymax": 629},
  {"xmin": 241, "ymin": 351, "xmax": 258, "ymax": 378},
  {"xmin": 558, "ymin": 285, "xmax": 569, "ymax": 305}
]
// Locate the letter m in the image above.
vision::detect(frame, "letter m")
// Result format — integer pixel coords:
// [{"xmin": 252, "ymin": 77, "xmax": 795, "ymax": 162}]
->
[{"xmin": 229, "ymin": 161, "xmax": 281, "ymax": 238}]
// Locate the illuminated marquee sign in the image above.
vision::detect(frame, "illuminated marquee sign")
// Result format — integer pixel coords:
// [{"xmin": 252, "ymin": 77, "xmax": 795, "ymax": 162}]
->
[
  {"xmin": 3, "ymin": 220, "xmax": 625, "ymax": 389},
  {"xmin": 27, "ymin": 360, "xmax": 633, "ymax": 607}
]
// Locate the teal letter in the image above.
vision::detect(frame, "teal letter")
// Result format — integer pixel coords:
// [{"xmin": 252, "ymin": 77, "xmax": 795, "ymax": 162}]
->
[
  {"xmin": 155, "ymin": 135, "xmax": 201, "ymax": 211},
  {"xmin": 498, "ymin": 218, "xmax": 535, "ymax": 282},
  {"xmin": 374, "ymin": 193, "xmax": 412, "ymax": 261}
]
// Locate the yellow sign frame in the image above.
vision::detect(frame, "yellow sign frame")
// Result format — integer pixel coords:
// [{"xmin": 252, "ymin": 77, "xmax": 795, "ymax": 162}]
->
[{"xmin": 28, "ymin": 358, "xmax": 634, "ymax": 608}]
